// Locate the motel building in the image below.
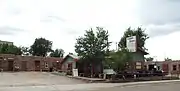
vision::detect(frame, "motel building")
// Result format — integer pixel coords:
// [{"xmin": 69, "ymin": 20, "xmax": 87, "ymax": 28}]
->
[{"xmin": 144, "ymin": 60, "xmax": 180, "ymax": 75}]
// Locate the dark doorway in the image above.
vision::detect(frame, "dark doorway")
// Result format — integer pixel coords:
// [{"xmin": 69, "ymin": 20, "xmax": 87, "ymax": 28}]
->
[
  {"xmin": 49, "ymin": 67, "xmax": 53, "ymax": 72},
  {"xmin": 148, "ymin": 64, "xmax": 155, "ymax": 71},
  {"xmin": 67, "ymin": 63, "xmax": 72, "ymax": 70},
  {"xmin": 21, "ymin": 61, "xmax": 27, "ymax": 71},
  {"xmin": 8, "ymin": 61, "xmax": 14, "ymax": 71},
  {"xmin": 35, "ymin": 61, "xmax": 40, "ymax": 71}
]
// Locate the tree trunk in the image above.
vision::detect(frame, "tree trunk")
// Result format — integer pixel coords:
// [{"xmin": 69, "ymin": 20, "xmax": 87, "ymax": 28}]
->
[{"xmin": 91, "ymin": 63, "xmax": 94, "ymax": 78}]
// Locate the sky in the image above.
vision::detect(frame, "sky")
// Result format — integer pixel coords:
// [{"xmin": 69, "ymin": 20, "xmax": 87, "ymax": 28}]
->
[{"xmin": 0, "ymin": 0, "xmax": 180, "ymax": 61}]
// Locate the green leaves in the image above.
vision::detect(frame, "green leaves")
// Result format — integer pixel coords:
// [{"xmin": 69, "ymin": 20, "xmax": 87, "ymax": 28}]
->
[
  {"xmin": 145, "ymin": 57, "xmax": 154, "ymax": 61},
  {"xmin": 21, "ymin": 47, "xmax": 30, "ymax": 56},
  {"xmin": 50, "ymin": 49, "xmax": 64, "ymax": 57},
  {"xmin": 75, "ymin": 27, "xmax": 111, "ymax": 62},
  {"xmin": 0, "ymin": 44, "xmax": 22, "ymax": 55},
  {"xmin": 104, "ymin": 49, "xmax": 132, "ymax": 72},
  {"xmin": 0, "ymin": 38, "xmax": 64, "ymax": 57},
  {"xmin": 30, "ymin": 37, "xmax": 52, "ymax": 57},
  {"xmin": 118, "ymin": 27, "xmax": 149, "ymax": 51}
]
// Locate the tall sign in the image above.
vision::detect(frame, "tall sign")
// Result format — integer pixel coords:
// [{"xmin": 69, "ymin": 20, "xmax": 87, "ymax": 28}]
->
[{"xmin": 126, "ymin": 36, "xmax": 137, "ymax": 52}]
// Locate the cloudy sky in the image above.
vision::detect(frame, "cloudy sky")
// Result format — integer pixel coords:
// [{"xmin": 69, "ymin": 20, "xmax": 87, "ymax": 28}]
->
[{"xmin": 0, "ymin": 0, "xmax": 180, "ymax": 61}]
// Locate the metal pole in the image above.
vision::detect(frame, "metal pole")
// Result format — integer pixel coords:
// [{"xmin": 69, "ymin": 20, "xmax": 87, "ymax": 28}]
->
[{"xmin": 115, "ymin": 42, "xmax": 119, "ymax": 51}]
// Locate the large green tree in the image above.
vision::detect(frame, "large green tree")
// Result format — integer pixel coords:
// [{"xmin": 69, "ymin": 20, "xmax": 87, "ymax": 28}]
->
[
  {"xmin": 75, "ymin": 27, "xmax": 111, "ymax": 75},
  {"xmin": 50, "ymin": 48, "xmax": 64, "ymax": 57},
  {"xmin": 104, "ymin": 49, "xmax": 132, "ymax": 73},
  {"xmin": 118, "ymin": 27, "xmax": 149, "ymax": 51},
  {"xmin": 29, "ymin": 38, "xmax": 52, "ymax": 57},
  {"xmin": 0, "ymin": 44, "xmax": 22, "ymax": 55}
]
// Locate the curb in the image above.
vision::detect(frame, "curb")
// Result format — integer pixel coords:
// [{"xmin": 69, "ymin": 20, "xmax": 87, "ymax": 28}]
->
[
  {"xmin": 114, "ymin": 79, "xmax": 180, "ymax": 87},
  {"xmin": 66, "ymin": 76, "xmax": 106, "ymax": 83},
  {"xmin": 51, "ymin": 72, "xmax": 66, "ymax": 76}
]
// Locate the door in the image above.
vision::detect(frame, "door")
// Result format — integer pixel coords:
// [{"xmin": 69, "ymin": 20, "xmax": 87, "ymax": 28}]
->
[
  {"xmin": 21, "ymin": 61, "xmax": 27, "ymax": 71},
  {"xmin": 162, "ymin": 64, "xmax": 168, "ymax": 72},
  {"xmin": 35, "ymin": 61, "xmax": 40, "ymax": 71},
  {"xmin": 8, "ymin": 61, "xmax": 14, "ymax": 71},
  {"xmin": 67, "ymin": 63, "xmax": 72, "ymax": 70}
]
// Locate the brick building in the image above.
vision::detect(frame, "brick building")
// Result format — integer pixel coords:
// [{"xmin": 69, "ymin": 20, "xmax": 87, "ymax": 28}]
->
[
  {"xmin": 0, "ymin": 54, "xmax": 62, "ymax": 71},
  {"xmin": 144, "ymin": 60, "xmax": 180, "ymax": 75}
]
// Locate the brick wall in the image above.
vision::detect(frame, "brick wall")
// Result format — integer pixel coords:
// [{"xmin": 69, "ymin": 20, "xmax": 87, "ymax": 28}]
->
[
  {"xmin": 144, "ymin": 60, "xmax": 180, "ymax": 75},
  {"xmin": 0, "ymin": 54, "xmax": 62, "ymax": 71}
]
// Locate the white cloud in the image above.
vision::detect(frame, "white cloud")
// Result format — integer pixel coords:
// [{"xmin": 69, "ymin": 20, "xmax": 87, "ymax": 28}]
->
[
  {"xmin": 145, "ymin": 31, "xmax": 180, "ymax": 60},
  {"xmin": 145, "ymin": 24, "xmax": 180, "ymax": 37},
  {"xmin": 137, "ymin": 0, "xmax": 180, "ymax": 25},
  {"xmin": 0, "ymin": 0, "xmax": 180, "ymax": 60}
]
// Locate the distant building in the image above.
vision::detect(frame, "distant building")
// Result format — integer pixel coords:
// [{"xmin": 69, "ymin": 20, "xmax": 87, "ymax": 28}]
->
[
  {"xmin": 0, "ymin": 54, "xmax": 62, "ymax": 71},
  {"xmin": 144, "ymin": 60, "xmax": 180, "ymax": 75},
  {"xmin": 127, "ymin": 47, "xmax": 149, "ymax": 71},
  {"xmin": 0, "ymin": 40, "xmax": 13, "ymax": 45},
  {"xmin": 61, "ymin": 54, "xmax": 79, "ymax": 72}
]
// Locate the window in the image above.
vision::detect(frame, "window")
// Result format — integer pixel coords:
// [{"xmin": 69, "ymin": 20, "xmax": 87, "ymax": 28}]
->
[
  {"xmin": 136, "ymin": 62, "xmax": 142, "ymax": 70},
  {"xmin": 45, "ymin": 62, "xmax": 48, "ymax": 68},
  {"xmin": 173, "ymin": 65, "xmax": 177, "ymax": 71}
]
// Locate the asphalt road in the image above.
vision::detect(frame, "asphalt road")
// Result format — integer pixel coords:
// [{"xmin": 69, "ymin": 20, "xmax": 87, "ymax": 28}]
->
[{"xmin": 0, "ymin": 72, "xmax": 180, "ymax": 91}]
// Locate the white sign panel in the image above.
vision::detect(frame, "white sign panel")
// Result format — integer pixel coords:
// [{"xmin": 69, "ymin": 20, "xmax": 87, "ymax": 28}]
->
[
  {"xmin": 126, "ymin": 36, "xmax": 137, "ymax": 52},
  {"xmin": 72, "ymin": 69, "xmax": 78, "ymax": 77},
  {"xmin": 103, "ymin": 69, "xmax": 116, "ymax": 75}
]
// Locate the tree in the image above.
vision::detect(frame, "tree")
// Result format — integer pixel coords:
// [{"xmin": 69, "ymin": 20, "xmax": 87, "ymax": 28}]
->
[
  {"xmin": 75, "ymin": 27, "xmax": 111, "ymax": 75},
  {"xmin": 21, "ymin": 47, "xmax": 31, "ymax": 56},
  {"xmin": 0, "ymin": 44, "xmax": 22, "ymax": 55},
  {"xmin": 50, "ymin": 49, "xmax": 64, "ymax": 57},
  {"xmin": 29, "ymin": 38, "xmax": 52, "ymax": 57},
  {"xmin": 145, "ymin": 57, "xmax": 154, "ymax": 61},
  {"xmin": 165, "ymin": 57, "xmax": 172, "ymax": 61},
  {"xmin": 118, "ymin": 27, "xmax": 149, "ymax": 51},
  {"xmin": 104, "ymin": 49, "xmax": 132, "ymax": 73}
]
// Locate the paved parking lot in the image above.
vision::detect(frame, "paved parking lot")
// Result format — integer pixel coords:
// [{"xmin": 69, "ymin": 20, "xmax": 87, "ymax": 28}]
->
[
  {"xmin": 0, "ymin": 72, "xmax": 84, "ymax": 86},
  {"xmin": 0, "ymin": 72, "xmax": 120, "ymax": 91},
  {"xmin": 0, "ymin": 72, "xmax": 180, "ymax": 91}
]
